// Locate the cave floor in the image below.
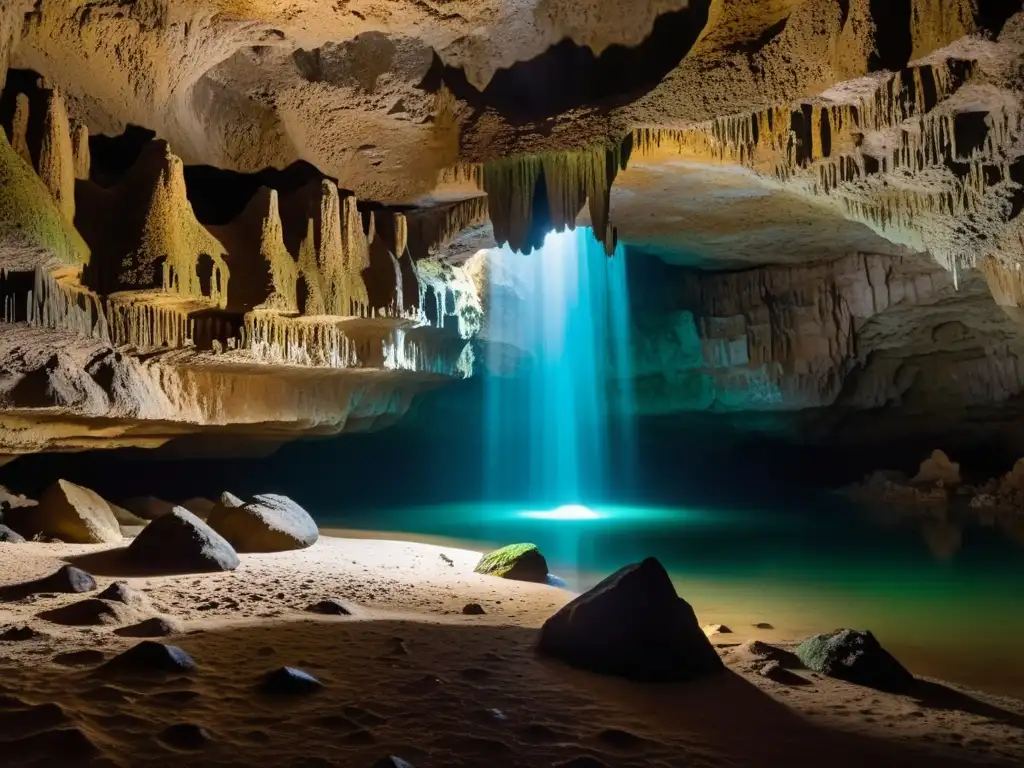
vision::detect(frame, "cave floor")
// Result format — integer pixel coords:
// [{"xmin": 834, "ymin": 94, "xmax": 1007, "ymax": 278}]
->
[{"xmin": 0, "ymin": 536, "xmax": 1022, "ymax": 767}]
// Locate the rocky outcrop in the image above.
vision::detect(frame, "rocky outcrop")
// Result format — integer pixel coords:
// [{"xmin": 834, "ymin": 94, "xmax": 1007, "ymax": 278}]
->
[
  {"xmin": 207, "ymin": 494, "xmax": 318, "ymax": 553},
  {"xmin": 125, "ymin": 508, "xmax": 239, "ymax": 573},
  {"xmin": 538, "ymin": 557, "xmax": 723, "ymax": 681}
]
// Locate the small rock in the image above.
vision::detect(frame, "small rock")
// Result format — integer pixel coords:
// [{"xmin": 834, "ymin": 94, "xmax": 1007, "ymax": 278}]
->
[
  {"xmin": 115, "ymin": 616, "xmax": 183, "ymax": 637},
  {"xmin": 37, "ymin": 598, "xmax": 134, "ymax": 627},
  {"xmin": 474, "ymin": 543, "xmax": 548, "ymax": 582},
  {"xmin": 101, "ymin": 641, "xmax": 197, "ymax": 675},
  {"xmin": 0, "ymin": 525, "xmax": 25, "ymax": 543},
  {"xmin": 261, "ymin": 667, "xmax": 322, "ymax": 695},
  {"xmin": 306, "ymin": 599, "xmax": 352, "ymax": 616},
  {"xmin": 160, "ymin": 723, "xmax": 210, "ymax": 750},
  {"xmin": 462, "ymin": 603, "xmax": 485, "ymax": 615},
  {"xmin": 439, "ymin": 553, "xmax": 454, "ymax": 566},
  {"xmin": 736, "ymin": 640, "xmax": 801, "ymax": 668},
  {"xmin": 42, "ymin": 565, "xmax": 98, "ymax": 594},
  {"xmin": 757, "ymin": 660, "xmax": 810, "ymax": 685},
  {"xmin": 703, "ymin": 624, "xmax": 732, "ymax": 635},
  {"xmin": 97, "ymin": 581, "xmax": 150, "ymax": 608},
  {"xmin": 0, "ymin": 625, "xmax": 38, "ymax": 641},
  {"xmin": 753, "ymin": 622, "xmax": 774, "ymax": 629}
]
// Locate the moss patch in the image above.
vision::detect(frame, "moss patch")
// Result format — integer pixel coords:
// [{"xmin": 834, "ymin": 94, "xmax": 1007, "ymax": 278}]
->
[{"xmin": 474, "ymin": 543, "xmax": 548, "ymax": 582}]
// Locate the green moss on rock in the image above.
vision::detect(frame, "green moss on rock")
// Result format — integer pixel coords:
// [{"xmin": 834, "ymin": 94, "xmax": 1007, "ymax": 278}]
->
[{"xmin": 474, "ymin": 543, "xmax": 548, "ymax": 582}]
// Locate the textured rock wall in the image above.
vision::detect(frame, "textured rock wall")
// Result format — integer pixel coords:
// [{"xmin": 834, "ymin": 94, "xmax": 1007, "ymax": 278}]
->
[{"xmin": 631, "ymin": 251, "xmax": 1024, "ymax": 414}]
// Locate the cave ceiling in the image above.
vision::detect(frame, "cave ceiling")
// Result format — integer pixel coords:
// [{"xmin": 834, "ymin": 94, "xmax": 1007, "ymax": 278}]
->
[{"xmin": 0, "ymin": 0, "xmax": 1023, "ymax": 456}]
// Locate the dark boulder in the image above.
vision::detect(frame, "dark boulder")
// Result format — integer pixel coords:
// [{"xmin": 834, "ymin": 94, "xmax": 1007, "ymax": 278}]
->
[
  {"xmin": 538, "ymin": 557, "xmax": 724, "ymax": 682},
  {"xmin": 1, "ymin": 565, "xmax": 97, "ymax": 600},
  {"xmin": 795, "ymin": 629, "xmax": 914, "ymax": 692},
  {"xmin": 125, "ymin": 508, "xmax": 239, "ymax": 573},
  {"xmin": 261, "ymin": 666, "xmax": 323, "ymax": 695},
  {"xmin": 462, "ymin": 603, "xmax": 485, "ymax": 615},
  {"xmin": 0, "ymin": 525, "xmax": 25, "ymax": 543},
  {"xmin": 0, "ymin": 625, "xmax": 38, "ymax": 641},
  {"xmin": 473, "ymin": 543, "xmax": 548, "ymax": 582},
  {"xmin": 208, "ymin": 494, "xmax": 318, "ymax": 553},
  {"xmin": 100, "ymin": 641, "xmax": 196, "ymax": 675}
]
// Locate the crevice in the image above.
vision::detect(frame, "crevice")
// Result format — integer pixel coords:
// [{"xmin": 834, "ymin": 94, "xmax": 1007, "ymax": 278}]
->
[
  {"xmin": 419, "ymin": 2, "xmax": 711, "ymax": 124},
  {"xmin": 867, "ymin": 0, "xmax": 913, "ymax": 72}
]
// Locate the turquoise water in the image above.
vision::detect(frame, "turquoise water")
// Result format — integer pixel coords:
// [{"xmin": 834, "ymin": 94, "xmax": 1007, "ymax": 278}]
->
[{"xmin": 324, "ymin": 501, "xmax": 1024, "ymax": 698}]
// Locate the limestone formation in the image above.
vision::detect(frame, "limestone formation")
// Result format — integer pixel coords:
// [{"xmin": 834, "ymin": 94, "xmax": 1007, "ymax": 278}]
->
[
  {"xmin": 538, "ymin": 557, "xmax": 724, "ymax": 681},
  {"xmin": 125, "ymin": 507, "xmax": 240, "ymax": 573},
  {"xmin": 26, "ymin": 479, "xmax": 121, "ymax": 544}
]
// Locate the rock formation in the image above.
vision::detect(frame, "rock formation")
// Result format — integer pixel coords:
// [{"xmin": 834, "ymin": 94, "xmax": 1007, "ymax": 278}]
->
[{"xmin": 0, "ymin": 2, "xmax": 1021, "ymax": 457}]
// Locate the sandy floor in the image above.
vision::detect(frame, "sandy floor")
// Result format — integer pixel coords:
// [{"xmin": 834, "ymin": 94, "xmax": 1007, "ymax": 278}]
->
[{"xmin": 1, "ymin": 533, "xmax": 1023, "ymax": 767}]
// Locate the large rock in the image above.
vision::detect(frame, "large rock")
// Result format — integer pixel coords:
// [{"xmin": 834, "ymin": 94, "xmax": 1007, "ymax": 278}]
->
[
  {"xmin": 17, "ymin": 480, "xmax": 121, "ymax": 544},
  {"xmin": 101, "ymin": 641, "xmax": 196, "ymax": 675},
  {"xmin": 120, "ymin": 496, "xmax": 177, "ymax": 521},
  {"xmin": 474, "ymin": 543, "xmax": 548, "ymax": 582},
  {"xmin": 125, "ymin": 507, "xmax": 239, "ymax": 573},
  {"xmin": 795, "ymin": 629, "xmax": 914, "ymax": 692},
  {"xmin": 0, "ymin": 525, "xmax": 25, "ymax": 543},
  {"xmin": 1, "ymin": 565, "xmax": 98, "ymax": 600},
  {"xmin": 538, "ymin": 557, "xmax": 723, "ymax": 681},
  {"xmin": 207, "ymin": 494, "xmax": 318, "ymax": 553}
]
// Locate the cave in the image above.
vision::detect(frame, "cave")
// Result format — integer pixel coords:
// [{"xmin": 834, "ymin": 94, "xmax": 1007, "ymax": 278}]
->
[{"xmin": 2, "ymin": 2, "xmax": 1024, "ymax": 767}]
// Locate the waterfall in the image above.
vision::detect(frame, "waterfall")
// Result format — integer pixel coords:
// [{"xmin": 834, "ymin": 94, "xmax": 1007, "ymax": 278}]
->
[{"xmin": 484, "ymin": 227, "xmax": 635, "ymax": 505}]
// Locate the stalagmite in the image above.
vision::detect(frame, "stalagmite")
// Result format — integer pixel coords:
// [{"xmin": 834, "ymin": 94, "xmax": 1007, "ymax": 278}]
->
[
  {"xmin": 36, "ymin": 87, "xmax": 76, "ymax": 224},
  {"xmin": 10, "ymin": 93, "xmax": 31, "ymax": 165}
]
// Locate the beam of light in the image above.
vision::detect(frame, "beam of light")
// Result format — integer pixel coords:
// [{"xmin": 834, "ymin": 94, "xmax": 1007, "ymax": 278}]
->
[
  {"xmin": 483, "ymin": 227, "xmax": 635, "ymax": 507},
  {"xmin": 518, "ymin": 504, "xmax": 604, "ymax": 521}
]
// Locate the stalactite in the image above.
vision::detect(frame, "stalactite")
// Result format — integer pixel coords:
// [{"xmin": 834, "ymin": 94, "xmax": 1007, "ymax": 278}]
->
[
  {"xmin": 243, "ymin": 312, "xmax": 358, "ymax": 368},
  {"xmin": 106, "ymin": 293, "xmax": 195, "ymax": 350},
  {"xmin": 0, "ymin": 266, "xmax": 108, "ymax": 340}
]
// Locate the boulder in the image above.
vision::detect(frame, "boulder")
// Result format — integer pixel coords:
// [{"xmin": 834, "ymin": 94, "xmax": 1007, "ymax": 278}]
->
[
  {"xmin": 125, "ymin": 508, "xmax": 239, "ymax": 573},
  {"xmin": 912, "ymin": 449, "xmax": 961, "ymax": 486},
  {"xmin": 795, "ymin": 629, "xmax": 914, "ymax": 692},
  {"xmin": 474, "ymin": 543, "xmax": 548, "ymax": 582},
  {"xmin": 207, "ymin": 494, "xmax": 318, "ymax": 553},
  {"xmin": 107, "ymin": 503, "xmax": 147, "ymax": 527},
  {"xmin": 120, "ymin": 496, "xmax": 177, "ymax": 521},
  {"xmin": 101, "ymin": 641, "xmax": 196, "ymax": 675},
  {"xmin": 261, "ymin": 667, "xmax": 323, "ymax": 695},
  {"xmin": 17, "ymin": 480, "xmax": 121, "ymax": 544},
  {"xmin": 538, "ymin": 557, "xmax": 724, "ymax": 682},
  {"xmin": 0, "ymin": 525, "xmax": 25, "ymax": 543},
  {"xmin": 462, "ymin": 603, "xmax": 486, "ymax": 615},
  {"xmin": 181, "ymin": 497, "xmax": 216, "ymax": 518}
]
